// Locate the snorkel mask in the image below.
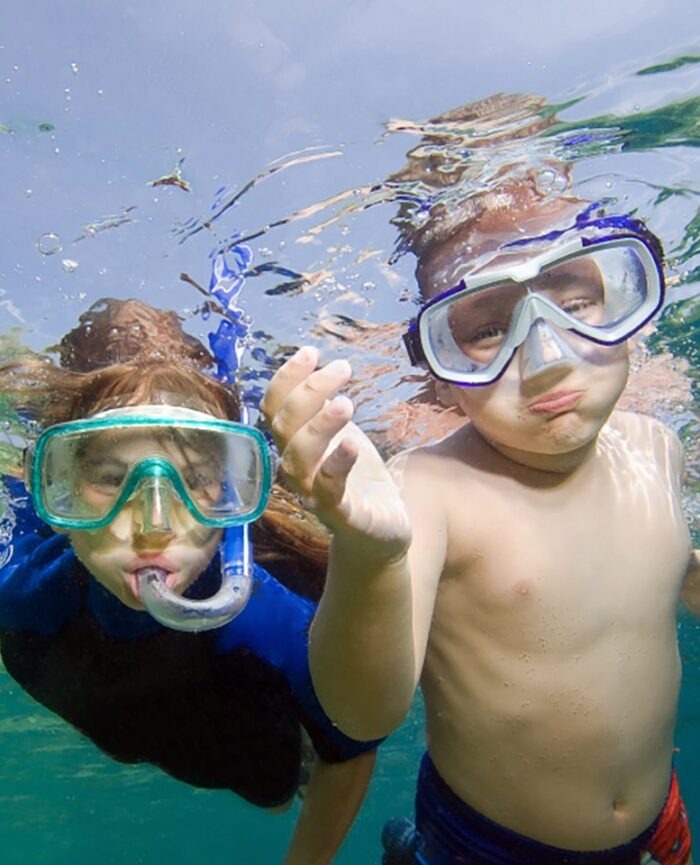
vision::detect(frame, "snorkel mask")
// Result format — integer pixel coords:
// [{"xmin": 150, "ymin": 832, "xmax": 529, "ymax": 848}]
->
[
  {"xmin": 403, "ymin": 213, "xmax": 665, "ymax": 386},
  {"xmin": 24, "ymin": 404, "xmax": 274, "ymax": 632}
]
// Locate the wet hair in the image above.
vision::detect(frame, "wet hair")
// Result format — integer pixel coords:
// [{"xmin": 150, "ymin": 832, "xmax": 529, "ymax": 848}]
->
[
  {"xmin": 0, "ymin": 297, "xmax": 329, "ymax": 598},
  {"xmin": 386, "ymin": 93, "xmax": 571, "ymax": 268},
  {"xmin": 55, "ymin": 297, "xmax": 215, "ymax": 373}
]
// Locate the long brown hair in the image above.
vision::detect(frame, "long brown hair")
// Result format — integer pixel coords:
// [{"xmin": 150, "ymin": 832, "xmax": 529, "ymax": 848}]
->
[{"xmin": 0, "ymin": 298, "xmax": 329, "ymax": 599}]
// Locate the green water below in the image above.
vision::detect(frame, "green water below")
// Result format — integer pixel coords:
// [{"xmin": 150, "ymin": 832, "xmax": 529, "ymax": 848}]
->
[
  {"xmin": 0, "ymin": 655, "xmax": 422, "ymax": 863},
  {"xmin": 1, "ymin": 610, "xmax": 699, "ymax": 862}
]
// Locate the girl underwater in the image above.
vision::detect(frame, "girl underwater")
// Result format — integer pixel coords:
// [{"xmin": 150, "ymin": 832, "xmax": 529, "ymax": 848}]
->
[{"xmin": 0, "ymin": 298, "xmax": 379, "ymax": 865}]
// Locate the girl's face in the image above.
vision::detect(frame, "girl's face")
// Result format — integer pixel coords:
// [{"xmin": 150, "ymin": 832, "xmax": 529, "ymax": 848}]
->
[{"xmin": 67, "ymin": 425, "xmax": 223, "ymax": 610}]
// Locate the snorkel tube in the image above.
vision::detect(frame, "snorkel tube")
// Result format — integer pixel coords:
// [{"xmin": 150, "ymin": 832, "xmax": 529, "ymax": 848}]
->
[
  {"xmin": 137, "ymin": 523, "xmax": 253, "ymax": 632},
  {"xmin": 138, "ymin": 246, "xmax": 260, "ymax": 632}
]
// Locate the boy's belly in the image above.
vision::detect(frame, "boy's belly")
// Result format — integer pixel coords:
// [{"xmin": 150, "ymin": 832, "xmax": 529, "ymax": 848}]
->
[{"xmin": 421, "ymin": 630, "xmax": 682, "ymax": 851}]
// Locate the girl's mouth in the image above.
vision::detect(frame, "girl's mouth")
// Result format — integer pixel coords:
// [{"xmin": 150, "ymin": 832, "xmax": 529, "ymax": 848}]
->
[{"xmin": 127, "ymin": 567, "xmax": 178, "ymax": 601}]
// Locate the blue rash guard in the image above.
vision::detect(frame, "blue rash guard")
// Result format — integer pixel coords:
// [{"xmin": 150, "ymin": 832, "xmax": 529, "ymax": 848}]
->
[{"xmin": 0, "ymin": 479, "xmax": 379, "ymax": 807}]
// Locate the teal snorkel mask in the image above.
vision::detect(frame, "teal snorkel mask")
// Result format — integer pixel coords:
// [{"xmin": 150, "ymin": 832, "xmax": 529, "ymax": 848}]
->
[{"xmin": 25, "ymin": 403, "xmax": 274, "ymax": 632}]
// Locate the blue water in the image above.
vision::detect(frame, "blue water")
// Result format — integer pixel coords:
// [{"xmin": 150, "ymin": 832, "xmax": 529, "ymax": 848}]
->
[{"xmin": 2, "ymin": 1, "xmax": 700, "ymax": 862}]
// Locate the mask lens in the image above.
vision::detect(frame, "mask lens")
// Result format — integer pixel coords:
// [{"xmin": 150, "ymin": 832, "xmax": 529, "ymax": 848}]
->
[
  {"xmin": 419, "ymin": 238, "xmax": 658, "ymax": 384},
  {"xmin": 40, "ymin": 431, "xmax": 116, "ymax": 523}
]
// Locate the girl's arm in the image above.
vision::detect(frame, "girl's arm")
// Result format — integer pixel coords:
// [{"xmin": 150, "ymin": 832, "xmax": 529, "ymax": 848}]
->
[
  {"xmin": 0, "ymin": 479, "xmax": 82, "ymax": 634},
  {"xmin": 284, "ymin": 750, "xmax": 376, "ymax": 865}
]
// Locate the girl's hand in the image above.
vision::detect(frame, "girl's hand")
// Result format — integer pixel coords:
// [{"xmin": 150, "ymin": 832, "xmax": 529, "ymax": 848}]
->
[{"xmin": 261, "ymin": 347, "xmax": 411, "ymax": 562}]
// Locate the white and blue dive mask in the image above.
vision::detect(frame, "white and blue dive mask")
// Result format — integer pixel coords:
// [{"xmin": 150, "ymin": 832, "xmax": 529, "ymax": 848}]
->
[
  {"xmin": 24, "ymin": 404, "xmax": 275, "ymax": 632},
  {"xmin": 403, "ymin": 215, "xmax": 665, "ymax": 387}
]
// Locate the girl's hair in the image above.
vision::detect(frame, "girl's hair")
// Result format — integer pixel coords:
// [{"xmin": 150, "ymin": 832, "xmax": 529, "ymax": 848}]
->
[{"xmin": 0, "ymin": 298, "xmax": 329, "ymax": 599}]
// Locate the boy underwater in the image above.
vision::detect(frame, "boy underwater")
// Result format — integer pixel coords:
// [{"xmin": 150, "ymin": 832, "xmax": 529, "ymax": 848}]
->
[
  {"xmin": 262, "ymin": 102, "xmax": 699, "ymax": 862},
  {"xmin": 0, "ymin": 298, "xmax": 378, "ymax": 865}
]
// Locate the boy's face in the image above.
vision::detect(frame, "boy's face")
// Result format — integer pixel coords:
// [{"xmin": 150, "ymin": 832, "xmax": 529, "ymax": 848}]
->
[
  {"xmin": 440, "ymin": 335, "xmax": 629, "ymax": 465},
  {"xmin": 416, "ymin": 206, "xmax": 631, "ymax": 467},
  {"xmin": 66, "ymin": 428, "xmax": 222, "ymax": 610}
]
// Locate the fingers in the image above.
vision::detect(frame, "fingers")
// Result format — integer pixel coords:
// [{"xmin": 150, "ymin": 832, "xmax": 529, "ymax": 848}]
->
[
  {"xmin": 261, "ymin": 346, "xmax": 319, "ymax": 420},
  {"xmin": 264, "ymin": 348, "xmax": 353, "ymax": 450},
  {"xmin": 261, "ymin": 346, "xmax": 357, "ymax": 502},
  {"xmin": 279, "ymin": 394, "xmax": 355, "ymax": 497}
]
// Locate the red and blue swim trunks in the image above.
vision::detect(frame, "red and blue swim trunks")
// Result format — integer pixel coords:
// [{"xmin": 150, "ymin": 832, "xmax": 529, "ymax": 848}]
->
[{"xmin": 411, "ymin": 754, "xmax": 691, "ymax": 864}]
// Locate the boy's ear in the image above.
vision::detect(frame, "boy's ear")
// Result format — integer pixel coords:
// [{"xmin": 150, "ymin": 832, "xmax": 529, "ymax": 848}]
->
[{"xmin": 435, "ymin": 380, "xmax": 457, "ymax": 409}]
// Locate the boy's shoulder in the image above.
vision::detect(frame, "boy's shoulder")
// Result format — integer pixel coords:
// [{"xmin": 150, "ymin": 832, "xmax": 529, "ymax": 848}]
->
[
  {"xmin": 387, "ymin": 423, "xmax": 489, "ymax": 496},
  {"xmin": 608, "ymin": 408, "xmax": 680, "ymax": 443},
  {"xmin": 607, "ymin": 409, "xmax": 684, "ymax": 471}
]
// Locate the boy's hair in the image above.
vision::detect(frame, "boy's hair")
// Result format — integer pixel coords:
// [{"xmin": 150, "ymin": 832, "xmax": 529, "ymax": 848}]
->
[
  {"xmin": 387, "ymin": 93, "xmax": 568, "ymax": 269},
  {"xmin": 0, "ymin": 298, "xmax": 329, "ymax": 598}
]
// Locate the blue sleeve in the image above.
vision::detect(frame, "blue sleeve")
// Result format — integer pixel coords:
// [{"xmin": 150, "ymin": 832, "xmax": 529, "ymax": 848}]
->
[
  {"xmin": 0, "ymin": 478, "xmax": 83, "ymax": 635},
  {"xmin": 214, "ymin": 564, "xmax": 382, "ymax": 761}
]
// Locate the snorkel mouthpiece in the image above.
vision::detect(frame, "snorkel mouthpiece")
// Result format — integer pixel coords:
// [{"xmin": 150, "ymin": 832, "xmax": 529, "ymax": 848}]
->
[{"xmin": 137, "ymin": 525, "xmax": 253, "ymax": 632}]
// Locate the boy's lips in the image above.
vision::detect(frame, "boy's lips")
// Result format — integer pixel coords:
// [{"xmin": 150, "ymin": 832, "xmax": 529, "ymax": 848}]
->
[{"xmin": 528, "ymin": 390, "xmax": 583, "ymax": 414}]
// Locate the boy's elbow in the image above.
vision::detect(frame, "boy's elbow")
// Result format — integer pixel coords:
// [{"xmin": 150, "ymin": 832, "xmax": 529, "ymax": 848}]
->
[{"xmin": 317, "ymin": 683, "xmax": 415, "ymax": 741}]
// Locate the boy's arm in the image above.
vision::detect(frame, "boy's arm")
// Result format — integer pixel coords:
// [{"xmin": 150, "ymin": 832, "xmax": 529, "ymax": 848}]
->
[
  {"xmin": 654, "ymin": 421, "xmax": 700, "ymax": 617},
  {"xmin": 284, "ymin": 750, "xmax": 376, "ymax": 865},
  {"xmin": 309, "ymin": 453, "xmax": 445, "ymax": 740},
  {"xmin": 262, "ymin": 348, "xmax": 445, "ymax": 740}
]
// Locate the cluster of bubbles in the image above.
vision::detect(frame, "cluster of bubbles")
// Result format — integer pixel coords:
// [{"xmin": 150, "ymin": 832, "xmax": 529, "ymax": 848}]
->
[{"xmin": 35, "ymin": 233, "xmax": 79, "ymax": 275}]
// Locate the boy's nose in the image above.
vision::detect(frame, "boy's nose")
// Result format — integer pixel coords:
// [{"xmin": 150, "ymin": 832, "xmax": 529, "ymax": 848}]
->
[{"xmin": 518, "ymin": 318, "xmax": 580, "ymax": 383}]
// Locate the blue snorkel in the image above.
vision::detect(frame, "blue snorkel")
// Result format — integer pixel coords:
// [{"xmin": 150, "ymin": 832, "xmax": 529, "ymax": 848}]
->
[{"xmin": 138, "ymin": 244, "xmax": 260, "ymax": 633}]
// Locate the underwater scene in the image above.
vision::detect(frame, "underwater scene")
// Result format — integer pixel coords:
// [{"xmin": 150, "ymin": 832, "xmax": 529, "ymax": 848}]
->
[{"xmin": 2, "ymin": 1, "xmax": 700, "ymax": 862}]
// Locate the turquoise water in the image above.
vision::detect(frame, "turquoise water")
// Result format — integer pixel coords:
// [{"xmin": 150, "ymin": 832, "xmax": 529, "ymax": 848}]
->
[
  {"xmin": 0, "ymin": 658, "xmax": 424, "ymax": 863},
  {"xmin": 3, "ymin": 1, "xmax": 700, "ymax": 862}
]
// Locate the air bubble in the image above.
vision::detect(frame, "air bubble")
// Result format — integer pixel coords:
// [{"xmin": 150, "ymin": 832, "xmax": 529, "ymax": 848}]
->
[
  {"xmin": 535, "ymin": 168, "xmax": 568, "ymax": 195},
  {"xmin": 35, "ymin": 232, "xmax": 62, "ymax": 255},
  {"xmin": 60, "ymin": 258, "xmax": 79, "ymax": 273},
  {"xmin": 70, "ymin": 62, "xmax": 79, "ymax": 75}
]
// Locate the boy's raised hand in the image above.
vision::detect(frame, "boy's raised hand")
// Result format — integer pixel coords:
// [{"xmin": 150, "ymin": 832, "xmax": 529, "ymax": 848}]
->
[{"xmin": 262, "ymin": 346, "xmax": 412, "ymax": 560}]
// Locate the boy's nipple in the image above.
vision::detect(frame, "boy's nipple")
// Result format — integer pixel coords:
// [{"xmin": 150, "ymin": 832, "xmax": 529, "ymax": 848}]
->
[{"xmin": 513, "ymin": 579, "xmax": 533, "ymax": 599}]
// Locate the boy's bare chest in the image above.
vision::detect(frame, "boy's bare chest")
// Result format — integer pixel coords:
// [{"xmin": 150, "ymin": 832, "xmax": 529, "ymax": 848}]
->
[{"xmin": 437, "ymin": 457, "xmax": 690, "ymax": 642}]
